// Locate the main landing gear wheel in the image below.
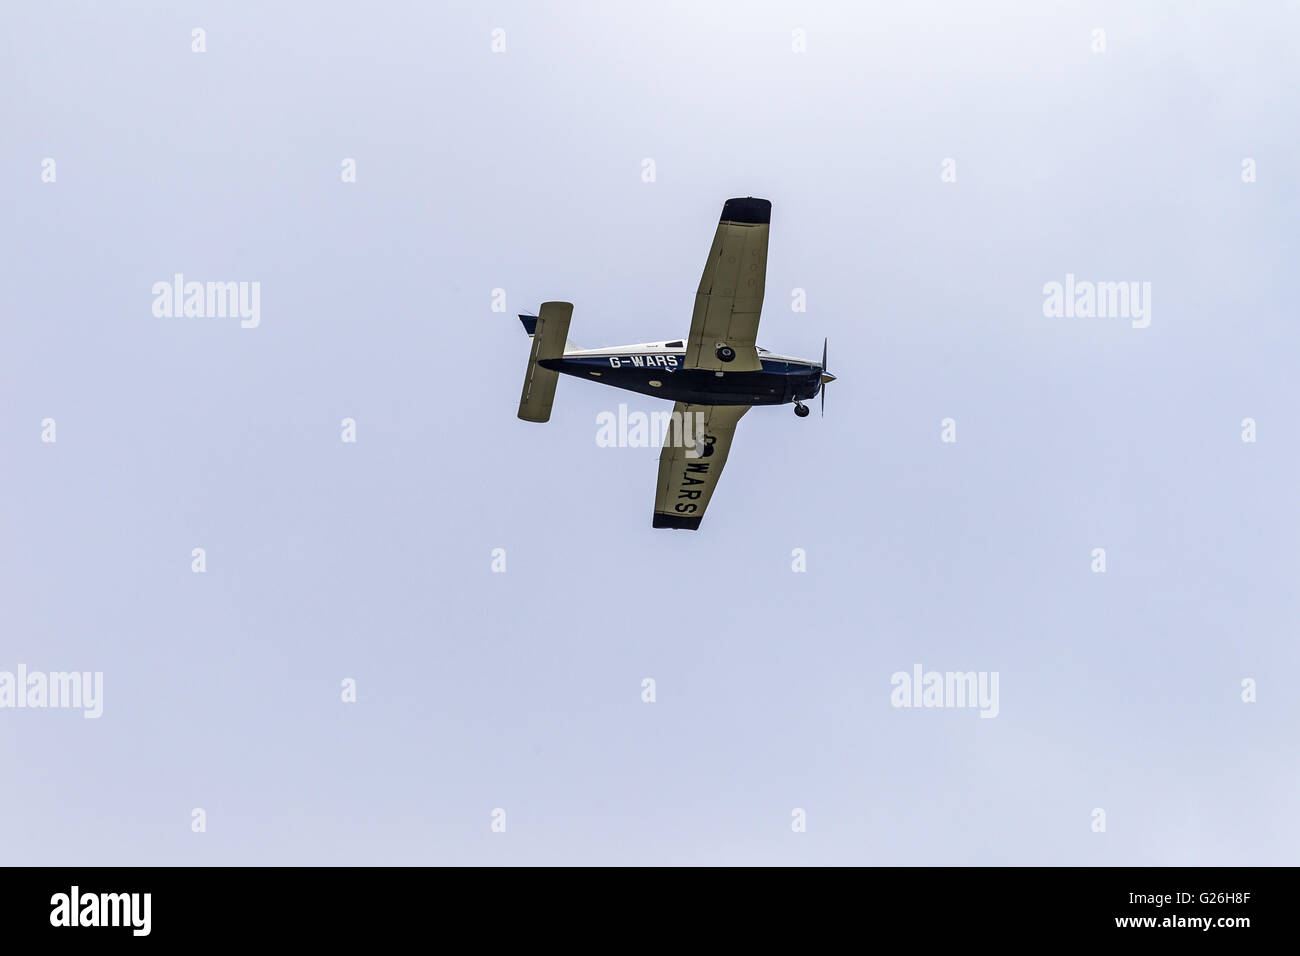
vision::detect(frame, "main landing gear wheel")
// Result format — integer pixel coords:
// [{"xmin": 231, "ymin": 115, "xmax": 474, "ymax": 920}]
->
[
  {"xmin": 715, "ymin": 346, "xmax": 736, "ymax": 363},
  {"xmin": 794, "ymin": 403, "xmax": 810, "ymax": 418}
]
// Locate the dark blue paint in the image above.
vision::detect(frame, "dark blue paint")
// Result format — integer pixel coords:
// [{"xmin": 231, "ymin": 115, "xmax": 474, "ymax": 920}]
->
[{"xmin": 538, "ymin": 354, "xmax": 825, "ymax": 407}]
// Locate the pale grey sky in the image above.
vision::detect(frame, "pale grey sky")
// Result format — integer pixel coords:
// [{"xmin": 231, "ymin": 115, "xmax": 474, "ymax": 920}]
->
[{"xmin": 2, "ymin": 1, "xmax": 1297, "ymax": 865}]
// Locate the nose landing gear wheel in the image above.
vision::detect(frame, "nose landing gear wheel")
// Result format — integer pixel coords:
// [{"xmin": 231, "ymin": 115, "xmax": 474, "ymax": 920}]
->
[
  {"xmin": 715, "ymin": 346, "xmax": 736, "ymax": 363},
  {"xmin": 794, "ymin": 403, "xmax": 810, "ymax": 418}
]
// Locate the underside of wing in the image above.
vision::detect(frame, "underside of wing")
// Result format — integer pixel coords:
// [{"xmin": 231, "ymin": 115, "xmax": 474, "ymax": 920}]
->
[
  {"xmin": 683, "ymin": 197, "xmax": 770, "ymax": 373},
  {"xmin": 652, "ymin": 402, "xmax": 749, "ymax": 530}
]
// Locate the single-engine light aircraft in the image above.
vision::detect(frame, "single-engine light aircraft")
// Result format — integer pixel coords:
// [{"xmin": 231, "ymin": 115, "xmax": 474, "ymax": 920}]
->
[{"xmin": 516, "ymin": 197, "xmax": 834, "ymax": 530}]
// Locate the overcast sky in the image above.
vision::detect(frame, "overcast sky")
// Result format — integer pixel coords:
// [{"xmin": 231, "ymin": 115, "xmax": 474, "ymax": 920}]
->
[{"xmin": 2, "ymin": 1, "xmax": 1297, "ymax": 865}]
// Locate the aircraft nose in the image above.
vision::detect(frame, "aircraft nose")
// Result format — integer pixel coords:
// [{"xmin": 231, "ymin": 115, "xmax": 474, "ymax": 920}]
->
[{"xmin": 820, "ymin": 371, "xmax": 836, "ymax": 384}]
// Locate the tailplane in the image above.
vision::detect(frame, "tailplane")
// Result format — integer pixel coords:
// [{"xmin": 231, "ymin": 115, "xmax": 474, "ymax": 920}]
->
[{"xmin": 517, "ymin": 302, "xmax": 573, "ymax": 422}]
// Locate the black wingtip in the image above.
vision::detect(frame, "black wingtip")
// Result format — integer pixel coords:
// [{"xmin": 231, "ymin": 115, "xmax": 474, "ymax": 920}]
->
[
  {"xmin": 652, "ymin": 513, "xmax": 703, "ymax": 530},
  {"xmin": 518, "ymin": 313, "xmax": 538, "ymax": 336},
  {"xmin": 721, "ymin": 197, "xmax": 771, "ymax": 225}
]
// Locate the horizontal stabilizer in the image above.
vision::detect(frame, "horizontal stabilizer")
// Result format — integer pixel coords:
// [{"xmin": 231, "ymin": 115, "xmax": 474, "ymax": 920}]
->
[{"xmin": 517, "ymin": 302, "xmax": 573, "ymax": 423}]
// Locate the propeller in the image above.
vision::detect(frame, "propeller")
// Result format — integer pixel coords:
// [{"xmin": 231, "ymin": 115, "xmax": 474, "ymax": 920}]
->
[{"xmin": 819, "ymin": 337, "xmax": 835, "ymax": 417}]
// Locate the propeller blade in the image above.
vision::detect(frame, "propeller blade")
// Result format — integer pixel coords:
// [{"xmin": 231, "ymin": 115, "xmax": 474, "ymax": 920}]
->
[{"xmin": 820, "ymin": 337, "xmax": 828, "ymax": 418}]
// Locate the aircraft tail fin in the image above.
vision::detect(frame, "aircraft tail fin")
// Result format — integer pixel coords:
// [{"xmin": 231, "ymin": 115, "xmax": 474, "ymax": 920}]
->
[
  {"xmin": 519, "ymin": 312, "xmax": 580, "ymax": 353},
  {"xmin": 517, "ymin": 302, "xmax": 573, "ymax": 423}
]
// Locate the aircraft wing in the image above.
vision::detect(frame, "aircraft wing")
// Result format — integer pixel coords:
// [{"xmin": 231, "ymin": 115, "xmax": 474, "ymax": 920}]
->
[
  {"xmin": 683, "ymin": 197, "xmax": 770, "ymax": 373},
  {"xmin": 652, "ymin": 403, "xmax": 750, "ymax": 530}
]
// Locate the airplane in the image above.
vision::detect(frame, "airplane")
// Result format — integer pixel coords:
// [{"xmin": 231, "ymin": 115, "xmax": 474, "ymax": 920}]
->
[{"xmin": 515, "ymin": 197, "xmax": 835, "ymax": 530}]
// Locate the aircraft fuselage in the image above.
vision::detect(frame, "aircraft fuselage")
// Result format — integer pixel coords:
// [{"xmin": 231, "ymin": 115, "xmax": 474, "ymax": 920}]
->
[{"xmin": 539, "ymin": 345, "xmax": 826, "ymax": 407}]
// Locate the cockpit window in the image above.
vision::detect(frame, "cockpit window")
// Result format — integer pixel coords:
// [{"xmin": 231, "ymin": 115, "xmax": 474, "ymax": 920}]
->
[{"xmin": 665, "ymin": 340, "xmax": 684, "ymax": 348}]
